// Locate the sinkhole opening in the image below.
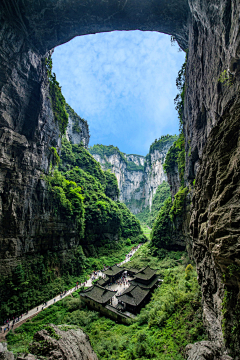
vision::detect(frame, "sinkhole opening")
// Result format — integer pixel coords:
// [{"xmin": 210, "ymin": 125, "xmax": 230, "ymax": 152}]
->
[{"xmin": 51, "ymin": 30, "xmax": 185, "ymax": 157}]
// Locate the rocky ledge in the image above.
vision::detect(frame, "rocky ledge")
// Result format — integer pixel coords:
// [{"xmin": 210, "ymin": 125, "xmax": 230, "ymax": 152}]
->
[{"xmin": 0, "ymin": 325, "xmax": 98, "ymax": 360}]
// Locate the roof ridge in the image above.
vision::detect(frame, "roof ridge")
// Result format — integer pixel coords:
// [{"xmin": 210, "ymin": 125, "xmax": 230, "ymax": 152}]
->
[{"xmin": 137, "ymin": 265, "xmax": 148, "ymax": 274}]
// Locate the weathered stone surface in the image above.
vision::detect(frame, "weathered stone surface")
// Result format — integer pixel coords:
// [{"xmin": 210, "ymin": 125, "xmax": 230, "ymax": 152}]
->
[
  {"xmin": 29, "ymin": 324, "xmax": 98, "ymax": 360},
  {"xmin": 0, "ymin": 343, "xmax": 14, "ymax": 360},
  {"xmin": 0, "ymin": 0, "xmax": 189, "ymax": 53},
  {"xmin": 167, "ymin": 163, "xmax": 181, "ymax": 201},
  {"xmin": 0, "ymin": 35, "xmax": 81, "ymax": 277},
  {"xmin": 65, "ymin": 104, "xmax": 90, "ymax": 148},
  {"xmin": 16, "ymin": 355, "xmax": 37, "ymax": 360},
  {"xmin": 185, "ymin": 0, "xmax": 240, "ymax": 357},
  {"xmin": 185, "ymin": 341, "xmax": 232, "ymax": 360},
  {"xmin": 92, "ymin": 145, "xmax": 171, "ymax": 214}
]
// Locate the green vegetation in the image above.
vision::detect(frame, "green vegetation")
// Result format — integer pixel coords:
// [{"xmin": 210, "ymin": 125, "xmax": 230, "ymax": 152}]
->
[
  {"xmin": 126, "ymin": 161, "xmax": 144, "ymax": 172},
  {"xmin": 136, "ymin": 206, "xmax": 150, "ymax": 225},
  {"xmin": 163, "ymin": 131, "xmax": 185, "ymax": 187},
  {"xmin": 151, "ymin": 186, "xmax": 188, "ymax": 250},
  {"xmin": 89, "ymin": 144, "xmax": 144, "ymax": 172},
  {"xmin": 89, "ymin": 144, "xmax": 127, "ymax": 164},
  {"xmin": 56, "ymin": 137, "xmax": 143, "ymax": 246},
  {"xmin": 149, "ymin": 135, "xmax": 178, "ymax": 155},
  {"xmin": 151, "ymin": 197, "xmax": 172, "ymax": 248},
  {"xmin": 60, "ymin": 137, "xmax": 107, "ymax": 185},
  {"xmin": 65, "ymin": 103, "xmax": 89, "ymax": 135},
  {"xmin": 145, "ymin": 135, "xmax": 178, "ymax": 166},
  {"xmin": 169, "ymin": 186, "xmax": 188, "ymax": 220},
  {"xmin": 50, "ymin": 146, "xmax": 60, "ymax": 167},
  {"xmin": 45, "ymin": 56, "xmax": 68, "ymax": 135},
  {"xmin": 7, "ymin": 244, "xmax": 206, "ymax": 359},
  {"xmin": 0, "ymin": 238, "xmax": 143, "ymax": 324},
  {"xmin": 136, "ymin": 181, "xmax": 171, "ymax": 227},
  {"xmin": 218, "ymin": 69, "xmax": 233, "ymax": 87},
  {"xmin": 149, "ymin": 181, "xmax": 171, "ymax": 226},
  {"xmin": 0, "ymin": 137, "xmax": 145, "ymax": 323},
  {"xmin": 105, "ymin": 170, "xmax": 120, "ymax": 199},
  {"xmin": 163, "ymin": 57, "xmax": 186, "ymax": 186}
]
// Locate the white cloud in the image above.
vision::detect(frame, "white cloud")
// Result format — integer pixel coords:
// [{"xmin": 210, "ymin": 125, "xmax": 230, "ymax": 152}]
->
[{"xmin": 52, "ymin": 30, "xmax": 185, "ymax": 155}]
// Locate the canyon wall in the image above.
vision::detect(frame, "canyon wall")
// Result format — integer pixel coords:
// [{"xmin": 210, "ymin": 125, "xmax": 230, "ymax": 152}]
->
[
  {"xmin": 89, "ymin": 137, "xmax": 176, "ymax": 214},
  {"xmin": 0, "ymin": 0, "xmax": 240, "ymax": 358},
  {"xmin": 65, "ymin": 104, "xmax": 90, "ymax": 148}
]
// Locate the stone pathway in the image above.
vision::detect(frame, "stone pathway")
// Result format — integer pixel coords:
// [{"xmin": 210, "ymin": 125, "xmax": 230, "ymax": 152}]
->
[
  {"xmin": 0, "ymin": 244, "xmax": 142, "ymax": 337},
  {"xmin": 108, "ymin": 276, "xmax": 133, "ymax": 306}
]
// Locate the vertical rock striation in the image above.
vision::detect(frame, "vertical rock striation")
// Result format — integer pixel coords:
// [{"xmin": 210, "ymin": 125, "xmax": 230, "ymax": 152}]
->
[
  {"xmin": 65, "ymin": 104, "xmax": 90, "ymax": 148},
  {"xmin": 90, "ymin": 137, "xmax": 176, "ymax": 214}
]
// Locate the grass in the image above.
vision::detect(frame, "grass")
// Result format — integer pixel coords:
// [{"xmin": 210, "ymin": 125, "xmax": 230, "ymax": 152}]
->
[
  {"xmin": 6, "ymin": 243, "xmax": 206, "ymax": 359},
  {"xmin": 141, "ymin": 225, "xmax": 151, "ymax": 239}
]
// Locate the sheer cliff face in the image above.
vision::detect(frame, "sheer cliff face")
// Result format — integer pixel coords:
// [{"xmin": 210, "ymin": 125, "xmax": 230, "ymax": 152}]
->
[
  {"xmin": 0, "ymin": 29, "xmax": 80, "ymax": 277},
  {"xmin": 185, "ymin": 1, "xmax": 240, "ymax": 356},
  {"xmin": 1, "ymin": 0, "xmax": 240, "ymax": 357},
  {"xmin": 65, "ymin": 105, "xmax": 90, "ymax": 148},
  {"xmin": 92, "ymin": 147, "xmax": 170, "ymax": 215}
]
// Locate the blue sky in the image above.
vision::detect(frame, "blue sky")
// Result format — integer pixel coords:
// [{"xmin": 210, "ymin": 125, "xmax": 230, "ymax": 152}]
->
[{"xmin": 52, "ymin": 31, "xmax": 185, "ymax": 156}]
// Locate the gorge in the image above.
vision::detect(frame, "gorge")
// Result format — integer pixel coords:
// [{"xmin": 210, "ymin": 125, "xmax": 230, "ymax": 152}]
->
[
  {"xmin": 89, "ymin": 136, "xmax": 177, "ymax": 215},
  {"xmin": 0, "ymin": 0, "xmax": 240, "ymax": 359}
]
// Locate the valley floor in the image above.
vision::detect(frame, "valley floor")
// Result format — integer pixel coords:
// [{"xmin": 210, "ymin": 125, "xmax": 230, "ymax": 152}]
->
[
  {"xmin": 0, "ymin": 245, "xmax": 142, "ymax": 340},
  {"xmin": 4, "ymin": 243, "xmax": 207, "ymax": 360}
]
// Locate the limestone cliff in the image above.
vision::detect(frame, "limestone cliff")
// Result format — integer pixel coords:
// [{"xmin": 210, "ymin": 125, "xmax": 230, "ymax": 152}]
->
[
  {"xmin": 65, "ymin": 104, "xmax": 90, "ymax": 148},
  {"xmin": 1, "ymin": 0, "xmax": 240, "ymax": 358},
  {"xmin": 89, "ymin": 136, "xmax": 177, "ymax": 214}
]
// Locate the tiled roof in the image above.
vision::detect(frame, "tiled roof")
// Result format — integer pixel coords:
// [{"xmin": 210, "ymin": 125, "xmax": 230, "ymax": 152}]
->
[
  {"xmin": 97, "ymin": 277, "xmax": 109, "ymax": 286},
  {"xmin": 80, "ymin": 284, "xmax": 116, "ymax": 304},
  {"xmin": 127, "ymin": 268, "xmax": 139, "ymax": 274},
  {"xmin": 104, "ymin": 265, "xmax": 124, "ymax": 276},
  {"xmin": 116, "ymin": 285, "xmax": 149, "ymax": 306},
  {"xmin": 129, "ymin": 276, "xmax": 159, "ymax": 289},
  {"xmin": 134, "ymin": 266, "xmax": 156, "ymax": 281}
]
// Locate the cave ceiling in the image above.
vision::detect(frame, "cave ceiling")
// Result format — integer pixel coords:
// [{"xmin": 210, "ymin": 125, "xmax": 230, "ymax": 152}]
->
[{"xmin": 1, "ymin": 0, "xmax": 189, "ymax": 52}]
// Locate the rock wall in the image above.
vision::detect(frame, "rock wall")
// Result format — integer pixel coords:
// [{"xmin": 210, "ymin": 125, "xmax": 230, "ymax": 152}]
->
[
  {"xmin": 0, "ymin": 27, "xmax": 80, "ymax": 278},
  {"xmin": 91, "ymin": 142, "xmax": 174, "ymax": 214},
  {"xmin": 184, "ymin": 1, "xmax": 240, "ymax": 357},
  {"xmin": 65, "ymin": 104, "xmax": 90, "ymax": 148},
  {"xmin": 29, "ymin": 324, "xmax": 98, "ymax": 360},
  {"xmin": 0, "ymin": 325, "xmax": 98, "ymax": 360}
]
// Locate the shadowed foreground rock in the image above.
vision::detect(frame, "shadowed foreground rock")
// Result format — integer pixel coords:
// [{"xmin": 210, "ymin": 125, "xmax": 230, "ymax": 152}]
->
[
  {"xmin": 185, "ymin": 341, "xmax": 233, "ymax": 360},
  {"xmin": 0, "ymin": 343, "xmax": 14, "ymax": 360},
  {"xmin": 27, "ymin": 324, "xmax": 98, "ymax": 360}
]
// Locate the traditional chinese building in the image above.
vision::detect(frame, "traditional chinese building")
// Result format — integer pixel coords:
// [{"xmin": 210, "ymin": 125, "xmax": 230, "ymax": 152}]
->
[
  {"xmin": 96, "ymin": 276, "xmax": 110, "ymax": 287},
  {"xmin": 116, "ymin": 266, "xmax": 160, "ymax": 313},
  {"xmin": 80, "ymin": 284, "xmax": 116, "ymax": 311},
  {"xmin": 129, "ymin": 266, "xmax": 159, "ymax": 290},
  {"xmin": 116, "ymin": 284, "xmax": 151, "ymax": 314},
  {"xmin": 104, "ymin": 265, "xmax": 125, "ymax": 282}
]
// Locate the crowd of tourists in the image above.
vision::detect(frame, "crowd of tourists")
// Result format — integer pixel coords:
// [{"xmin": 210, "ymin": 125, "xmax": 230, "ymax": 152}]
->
[{"xmin": 1, "ymin": 314, "xmax": 25, "ymax": 333}]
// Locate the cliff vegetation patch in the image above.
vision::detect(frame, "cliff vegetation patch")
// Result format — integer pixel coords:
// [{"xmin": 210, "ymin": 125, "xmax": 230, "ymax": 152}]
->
[{"xmin": 45, "ymin": 56, "xmax": 68, "ymax": 135}]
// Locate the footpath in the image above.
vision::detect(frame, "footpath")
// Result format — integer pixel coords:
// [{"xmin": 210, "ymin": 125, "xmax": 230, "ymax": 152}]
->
[{"xmin": 0, "ymin": 243, "xmax": 142, "ymax": 340}]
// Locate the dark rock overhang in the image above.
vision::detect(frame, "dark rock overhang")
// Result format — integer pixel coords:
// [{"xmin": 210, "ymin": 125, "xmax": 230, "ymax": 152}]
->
[{"xmin": 1, "ymin": 0, "xmax": 190, "ymax": 53}]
